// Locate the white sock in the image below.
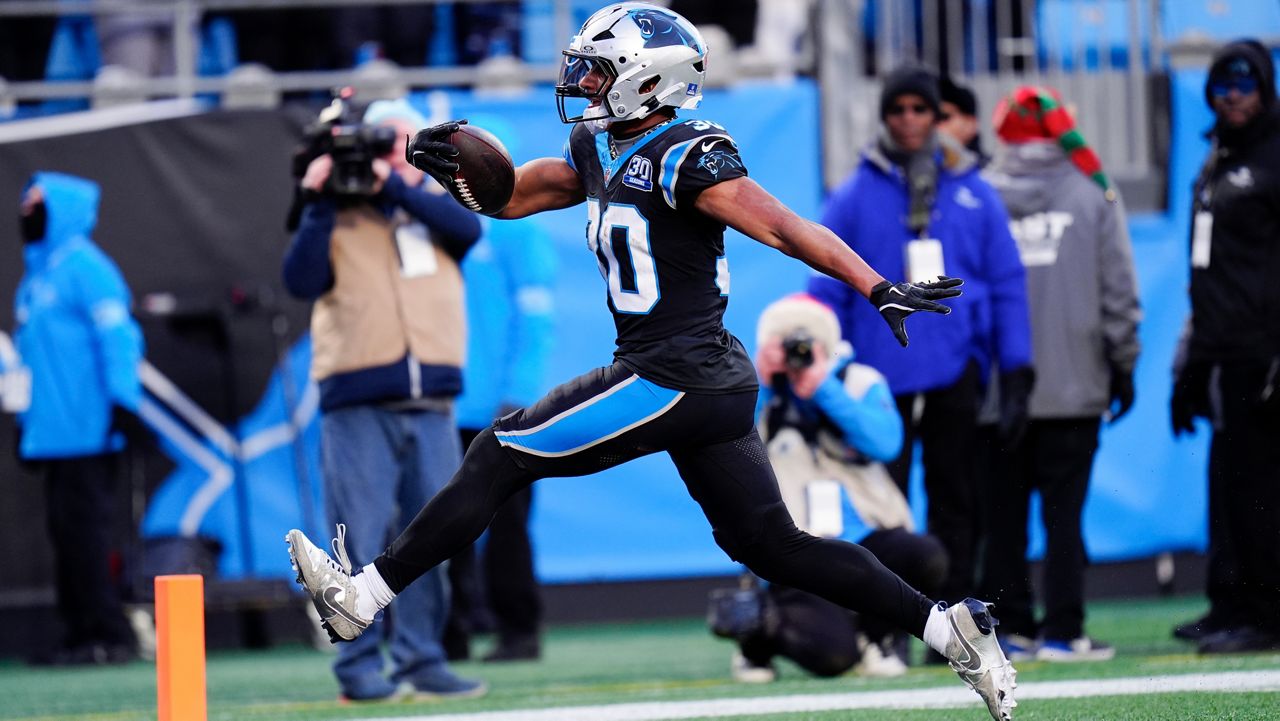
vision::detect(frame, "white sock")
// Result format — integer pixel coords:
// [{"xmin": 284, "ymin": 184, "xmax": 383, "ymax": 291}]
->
[
  {"xmin": 922, "ymin": 603, "xmax": 952, "ymax": 656},
  {"xmin": 351, "ymin": 563, "xmax": 396, "ymax": 621}
]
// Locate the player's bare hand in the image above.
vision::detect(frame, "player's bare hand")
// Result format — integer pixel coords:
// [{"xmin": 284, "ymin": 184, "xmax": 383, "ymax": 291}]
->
[
  {"xmin": 371, "ymin": 158, "xmax": 391, "ymax": 194},
  {"xmin": 406, "ymin": 119, "xmax": 467, "ymax": 185},
  {"xmin": 754, "ymin": 338, "xmax": 787, "ymax": 383},
  {"xmin": 788, "ymin": 343, "xmax": 830, "ymax": 399},
  {"xmin": 301, "ymin": 154, "xmax": 333, "ymax": 192},
  {"xmin": 869, "ymin": 276, "xmax": 964, "ymax": 347}
]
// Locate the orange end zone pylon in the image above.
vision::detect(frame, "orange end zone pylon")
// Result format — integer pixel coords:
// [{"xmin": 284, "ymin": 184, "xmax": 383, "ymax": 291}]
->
[{"xmin": 156, "ymin": 574, "xmax": 207, "ymax": 721}]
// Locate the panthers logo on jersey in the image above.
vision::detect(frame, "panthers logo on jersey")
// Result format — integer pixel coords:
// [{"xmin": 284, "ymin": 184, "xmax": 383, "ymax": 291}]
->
[{"xmin": 696, "ymin": 149, "xmax": 744, "ymax": 178}]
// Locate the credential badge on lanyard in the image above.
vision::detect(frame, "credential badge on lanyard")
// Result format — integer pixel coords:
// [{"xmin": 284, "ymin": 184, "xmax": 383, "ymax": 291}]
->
[
  {"xmin": 395, "ymin": 223, "xmax": 438, "ymax": 278},
  {"xmin": 1191, "ymin": 212, "xmax": 1213, "ymax": 269},
  {"xmin": 905, "ymin": 238, "xmax": 946, "ymax": 284}
]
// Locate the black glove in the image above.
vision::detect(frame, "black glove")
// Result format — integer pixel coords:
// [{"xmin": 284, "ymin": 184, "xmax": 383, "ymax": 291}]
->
[
  {"xmin": 868, "ymin": 276, "xmax": 964, "ymax": 347},
  {"xmin": 405, "ymin": 119, "xmax": 467, "ymax": 186},
  {"xmin": 1107, "ymin": 367, "xmax": 1136, "ymax": 423},
  {"xmin": 1170, "ymin": 360, "xmax": 1211, "ymax": 437},
  {"xmin": 998, "ymin": 366, "xmax": 1035, "ymax": 446}
]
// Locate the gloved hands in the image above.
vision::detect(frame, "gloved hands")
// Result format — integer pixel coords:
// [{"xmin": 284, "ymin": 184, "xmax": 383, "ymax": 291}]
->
[
  {"xmin": 1107, "ymin": 366, "xmax": 1136, "ymax": 423},
  {"xmin": 998, "ymin": 366, "xmax": 1035, "ymax": 446},
  {"xmin": 1170, "ymin": 360, "xmax": 1211, "ymax": 436},
  {"xmin": 868, "ymin": 276, "xmax": 964, "ymax": 347},
  {"xmin": 406, "ymin": 119, "xmax": 467, "ymax": 187}
]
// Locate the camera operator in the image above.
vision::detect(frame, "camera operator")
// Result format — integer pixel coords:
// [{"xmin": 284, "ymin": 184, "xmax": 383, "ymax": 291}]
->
[
  {"xmin": 710, "ymin": 294, "xmax": 947, "ymax": 682},
  {"xmin": 282, "ymin": 97, "xmax": 485, "ymax": 701}
]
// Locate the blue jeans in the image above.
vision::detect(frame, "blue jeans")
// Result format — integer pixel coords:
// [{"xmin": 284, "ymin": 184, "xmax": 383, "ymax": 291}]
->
[{"xmin": 321, "ymin": 404, "xmax": 461, "ymax": 691}]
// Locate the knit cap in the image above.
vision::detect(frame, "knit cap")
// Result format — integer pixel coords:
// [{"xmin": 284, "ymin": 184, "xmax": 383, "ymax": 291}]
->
[
  {"xmin": 880, "ymin": 64, "xmax": 941, "ymax": 120},
  {"xmin": 993, "ymin": 85, "xmax": 1115, "ymax": 202}
]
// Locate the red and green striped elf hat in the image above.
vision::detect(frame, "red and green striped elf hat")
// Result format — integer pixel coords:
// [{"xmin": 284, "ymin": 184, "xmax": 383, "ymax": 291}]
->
[{"xmin": 993, "ymin": 85, "xmax": 1117, "ymax": 203}]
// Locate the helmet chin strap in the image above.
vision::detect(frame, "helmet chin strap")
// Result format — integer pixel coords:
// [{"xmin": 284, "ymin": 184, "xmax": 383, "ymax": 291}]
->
[
  {"xmin": 582, "ymin": 103, "xmax": 617, "ymax": 135},
  {"xmin": 585, "ymin": 116, "xmax": 616, "ymax": 135}
]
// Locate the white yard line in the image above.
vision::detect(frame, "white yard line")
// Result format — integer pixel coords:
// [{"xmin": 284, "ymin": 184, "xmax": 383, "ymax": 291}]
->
[{"xmin": 366, "ymin": 669, "xmax": 1280, "ymax": 721}]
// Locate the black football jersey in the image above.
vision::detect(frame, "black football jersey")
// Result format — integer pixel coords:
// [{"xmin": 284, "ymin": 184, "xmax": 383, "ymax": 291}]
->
[{"xmin": 564, "ymin": 118, "xmax": 758, "ymax": 393}]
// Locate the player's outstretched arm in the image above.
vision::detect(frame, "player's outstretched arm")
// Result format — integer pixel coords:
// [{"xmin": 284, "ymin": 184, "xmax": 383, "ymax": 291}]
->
[
  {"xmin": 495, "ymin": 158, "xmax": 586, "ymax": 219},
  {"xmin": 406, "ymin": 120, "xmax": 585, "ymax": 219},
  {"xmin": 695, "ymin": 177, "xmax": 962, "ymax": 347}
]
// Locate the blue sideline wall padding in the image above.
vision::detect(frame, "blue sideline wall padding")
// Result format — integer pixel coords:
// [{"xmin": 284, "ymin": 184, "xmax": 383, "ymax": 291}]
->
[{"xmin": 138, "ymin": 75, "xmax": 1241, "ymax": 582}]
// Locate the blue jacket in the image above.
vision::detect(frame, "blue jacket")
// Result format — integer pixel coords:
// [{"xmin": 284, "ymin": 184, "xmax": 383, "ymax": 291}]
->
[
  {"xmin": 759, "ymin": 357, "xmax": 904, "ymax": 544},
  {"xmin": 808, "ymin": 143, "xmax": 1031, "ymax": 394},
  {"xmin": 14, "ymin": 172, "xmax": 143, "ymax": 459},
  {"xmin": 455, "ymin": 217, "xmax": 557, "ymax": 431}
]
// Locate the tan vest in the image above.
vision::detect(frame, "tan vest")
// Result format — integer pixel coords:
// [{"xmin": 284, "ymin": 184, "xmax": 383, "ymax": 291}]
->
[{"xmin": 310, "ymin": 204, "xmax": 466, "ymax": 382}]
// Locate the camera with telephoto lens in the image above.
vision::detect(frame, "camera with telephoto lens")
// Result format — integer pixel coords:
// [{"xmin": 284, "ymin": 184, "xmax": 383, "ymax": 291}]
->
[
  {"xmin": 782, "ymin": 330, "xmax": 816, "ymax": 370},
  {"xmin": 293, "ymin": 87, "xmax": 396, "ymax": 196}
]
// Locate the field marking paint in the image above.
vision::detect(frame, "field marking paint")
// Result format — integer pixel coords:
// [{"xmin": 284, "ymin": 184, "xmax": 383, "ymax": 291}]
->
[{"xmin": 366, "ymin": 669, "xmax": 1280, "ymax": 721}]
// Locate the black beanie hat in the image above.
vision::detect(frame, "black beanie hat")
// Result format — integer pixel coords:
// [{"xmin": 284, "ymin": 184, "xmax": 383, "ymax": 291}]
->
[
  {"xmin": 939, "ymin": 76, "xmax": 978, "ymax": 117},
  {"xmin": 1205, "ymin": 38, "xmax": 1276, "ymax": 111},
  {"xmin": 880, "ymin": 63, "xmax": 941, "ymax": 120}
]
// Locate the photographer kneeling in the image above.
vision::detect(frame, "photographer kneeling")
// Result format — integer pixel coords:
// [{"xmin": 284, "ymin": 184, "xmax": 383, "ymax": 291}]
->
[
  {"xmin": 711, "ymin": 295, "xmax": 948, "ymax": 682},
  {"xmin": 283, "ymin": 97, "xmax": 485, "ymax": 701}
]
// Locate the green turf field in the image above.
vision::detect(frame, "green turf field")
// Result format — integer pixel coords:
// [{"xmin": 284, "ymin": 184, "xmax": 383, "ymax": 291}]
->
[{"xmin": 3, "ymin": 595, "xmax": 1279, "ymax": 721}]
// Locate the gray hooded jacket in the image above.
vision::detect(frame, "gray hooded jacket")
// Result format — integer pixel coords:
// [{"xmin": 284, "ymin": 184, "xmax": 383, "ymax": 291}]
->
[{"xmin": 984, "ymin": 142, "xmax": 1141, "ymax": 418}]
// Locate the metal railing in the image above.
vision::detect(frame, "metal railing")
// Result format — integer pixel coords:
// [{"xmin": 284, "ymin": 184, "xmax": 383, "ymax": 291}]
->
[
  {"xmin": 0, "ymin": 0, "xmax": 577, "ymax": 105},
  {"xmin": 818, "ymin": 0, "xmax": 1160, "ymax": 195}
]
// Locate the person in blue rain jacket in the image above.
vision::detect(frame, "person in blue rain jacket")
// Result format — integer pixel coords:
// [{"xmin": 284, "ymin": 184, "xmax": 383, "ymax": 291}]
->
[{"xmin": 15, "ymin": 171, "xmax": 143, "ymax": 664}]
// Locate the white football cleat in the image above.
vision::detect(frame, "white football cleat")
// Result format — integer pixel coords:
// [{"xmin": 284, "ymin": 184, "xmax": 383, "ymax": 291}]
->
[
  {"xmin": 286, "ymin": 524, "xmax": 370, "ymax": 643},
  {"xmin": 944, "ymin": 598, "xmax": 1018, "ymax": 720}
]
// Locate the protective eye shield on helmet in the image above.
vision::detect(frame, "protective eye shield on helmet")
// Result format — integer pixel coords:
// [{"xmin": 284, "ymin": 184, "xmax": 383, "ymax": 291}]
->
[
  {"xmin": 556, "ymin": 52, "xmax": 615, "ymax": 99},
  {"xmin": 556, "ymin": 52, "xmax": 618, "ymax": 123}
]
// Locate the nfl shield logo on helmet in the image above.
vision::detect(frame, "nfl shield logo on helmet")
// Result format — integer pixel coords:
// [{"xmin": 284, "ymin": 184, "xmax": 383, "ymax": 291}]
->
[{"xmin": 686, "ymin": 83, "xmax": 700, "ymax": 96}]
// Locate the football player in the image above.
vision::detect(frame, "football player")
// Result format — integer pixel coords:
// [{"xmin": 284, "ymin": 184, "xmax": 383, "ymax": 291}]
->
[{"xmin": 287, "ymin": 4, "xmax": 1015, "ymax": 718}]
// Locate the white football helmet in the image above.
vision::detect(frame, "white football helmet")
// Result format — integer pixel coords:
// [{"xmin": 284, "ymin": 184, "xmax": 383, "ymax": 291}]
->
[{"xmin": 555, "ymin": 2, "xmax": 708, "ymax": 126}]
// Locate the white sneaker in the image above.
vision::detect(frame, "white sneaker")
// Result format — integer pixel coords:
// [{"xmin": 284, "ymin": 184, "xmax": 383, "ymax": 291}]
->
[
  {"xmin": 1000, "ymin": 633, "xmax": 1039, "ymax": 662},
  {"xmin": 285, "ymin": 524, "xmax": 371, "ymax": 643},
  {"xmin": 1036, "ymin": 636, "xmax": 1116, "ymax": 662},
  {"xmin": 853, "ymin": 634, "xmax": 908, "ymax": 678},
  {"xmin": 944, "ymin": 599, "xmax": 1018, "ymax": 721},
  {"xmin": 730, "ymin": 652, "xmax": 777, "ymax": 683}
]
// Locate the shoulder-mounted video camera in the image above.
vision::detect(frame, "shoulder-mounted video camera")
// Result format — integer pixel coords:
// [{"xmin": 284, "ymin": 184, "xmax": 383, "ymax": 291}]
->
[{"xmin": 292, "ymin": 87, "xmax": 397, "ymax": 197}]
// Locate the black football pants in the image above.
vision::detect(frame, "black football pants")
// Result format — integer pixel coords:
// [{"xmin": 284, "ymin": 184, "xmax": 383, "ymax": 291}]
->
[
  {"xmin": 376, "ymin": 362, "xmax": 936, "ymax": 638},
  {"xmin": 445, "ymin": 428, "xmax": 542, "ymax": 654},
  {"xmin": 741, "ymin": 527, "xmax": 949, "ymax": 676}
]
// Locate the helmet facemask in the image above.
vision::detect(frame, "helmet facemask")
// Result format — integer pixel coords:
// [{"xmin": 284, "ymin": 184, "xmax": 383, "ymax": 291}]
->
[{"xmin": 556, "ymin": 52, "xmax": 618, "ymax": 125}]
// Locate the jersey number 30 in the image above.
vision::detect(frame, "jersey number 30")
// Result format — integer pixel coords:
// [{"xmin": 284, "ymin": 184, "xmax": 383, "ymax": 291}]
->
[
  {"xmin": 586, "ymin": 199, "xmax": 660, "ymax": 314},
  {"xmin": 585, "ymin": 199, "xmax": 731, "ymax": 314}
]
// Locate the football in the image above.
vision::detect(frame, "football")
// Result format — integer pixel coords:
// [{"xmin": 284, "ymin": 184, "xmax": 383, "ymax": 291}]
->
[{"xmin": 445, "ymin": 124, "xmax": 516, "ymax": 216}]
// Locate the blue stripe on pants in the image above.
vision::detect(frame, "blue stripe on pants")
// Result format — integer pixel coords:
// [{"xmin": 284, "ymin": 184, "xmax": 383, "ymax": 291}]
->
[{"xmin": 495, "ymin": 373, "xmax": 684, "ymax": 457}]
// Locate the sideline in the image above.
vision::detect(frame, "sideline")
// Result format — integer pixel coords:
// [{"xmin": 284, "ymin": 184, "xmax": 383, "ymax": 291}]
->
[{"xmin": 366, "ymin": 669, "xmax": 1280, "ymax": 721}]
